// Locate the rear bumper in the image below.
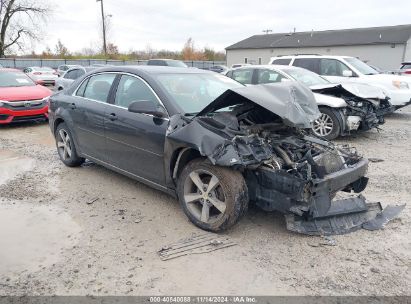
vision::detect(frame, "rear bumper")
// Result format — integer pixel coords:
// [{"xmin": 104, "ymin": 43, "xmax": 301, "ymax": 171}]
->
[{"xmin": 0, "ymin": 106, "xmax": 48, "ymax": 124}]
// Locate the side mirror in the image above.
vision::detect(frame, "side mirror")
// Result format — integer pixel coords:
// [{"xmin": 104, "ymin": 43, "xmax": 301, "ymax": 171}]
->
[
  {"xmin": 128, "ymin": 100, "xmax": 166, "ymax": 118},
  {"xmin": 342, "ymin": 70, "xmax": 354, "ymax": 77}
]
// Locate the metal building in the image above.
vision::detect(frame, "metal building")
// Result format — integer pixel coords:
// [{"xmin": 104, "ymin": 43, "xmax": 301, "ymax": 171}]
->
[{"xmin": 226, "ymin": 24, "xmax": 411, "ymax": 70}]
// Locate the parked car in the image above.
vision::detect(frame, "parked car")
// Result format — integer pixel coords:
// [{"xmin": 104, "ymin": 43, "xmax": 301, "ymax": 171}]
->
[
  {"xmin": 203, "ymin": 65, "xmax": 229, "ymax": 74},
  {"xmin": 0, "ymin": 68, "xmax": 51, "ymax": 124},
  {"xmin": 269, "ymin": 55, "xmax": 411, "ymax": 109},
  {"xmin": 55, "ymin": 66, "xmax": 97, "ymax": 91},
  {"xmin": 23, "ymin": 66, "xmax": 59, "ymax": 86},
  {"xmin": 47, "ymin": 66, "xmax": 402, "ymax": 235},
  {"xmin": 398, "ymin": 62, "xmax": 411, "ymax": 76},
  {"xmin": 226, "ymin": 65, "xmax": 394, "ymax": 140},
  {"xmin": 147, "ymin": 59, "xmax": 188, "ymax": 67},
  {"xmin": 57, "ymin": 64, "xmax": 81, "ymax": 76}
]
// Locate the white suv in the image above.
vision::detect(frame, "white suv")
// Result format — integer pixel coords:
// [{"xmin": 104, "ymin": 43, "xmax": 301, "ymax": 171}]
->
[{"xmin": 268, "ymin": 55, "xmax": 411, "ymax": 109}]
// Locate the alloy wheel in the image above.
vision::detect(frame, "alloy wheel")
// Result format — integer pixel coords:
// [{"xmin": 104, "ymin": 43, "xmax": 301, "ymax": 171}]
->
[
  {"xmin": 183, "ymin": 169, "xmax": 226, "ymax": 224},
  {"xmin": 57, "ymin": 129, "xmax": 72, "ymax": 161},
  {"xmin": 313, "ymin": 113, "xmax": 334, "ymax": 137}
]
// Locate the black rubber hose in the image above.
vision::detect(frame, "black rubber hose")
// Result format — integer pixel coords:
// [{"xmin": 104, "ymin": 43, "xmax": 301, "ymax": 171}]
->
[{"xmin": 273, "ymin": 146, "xmax": 294, "ymax": 167}]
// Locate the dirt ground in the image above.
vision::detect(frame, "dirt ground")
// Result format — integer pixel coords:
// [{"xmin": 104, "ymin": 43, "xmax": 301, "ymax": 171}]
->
[{"xmin": 0, "ymin": 107, "xmax": 410, "ymax": 296}]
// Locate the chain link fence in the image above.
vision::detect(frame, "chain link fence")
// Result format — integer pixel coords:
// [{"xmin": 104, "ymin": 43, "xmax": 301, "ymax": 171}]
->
[{"xmin": 0, "ymin": 58, "xmax": 226, "ymax": 69}]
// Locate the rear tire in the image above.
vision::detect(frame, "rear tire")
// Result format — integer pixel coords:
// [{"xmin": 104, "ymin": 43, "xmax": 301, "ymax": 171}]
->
[
  {"xmin": 177, "ymin": 158, "xmax": 248, "ymax": 232},
  {"xmin": 55, "ymin": 123, "xmax": 85, "ymax": 167},
  {"xmin": 312, "ymin": 107, "xmax": 341, "ymax": 140}
]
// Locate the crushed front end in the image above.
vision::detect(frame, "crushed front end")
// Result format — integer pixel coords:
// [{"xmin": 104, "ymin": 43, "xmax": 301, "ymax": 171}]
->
[
  {"xmin": 167, "ymin": 82, "xmax": 404, "ymax": 235},
  {"xmin": 312, "ymin": 83, "xmax": 395, "ymax": 134},
  {"xmin": 243, "ymin": 133, "xmax": 403, "ymax": 235}
]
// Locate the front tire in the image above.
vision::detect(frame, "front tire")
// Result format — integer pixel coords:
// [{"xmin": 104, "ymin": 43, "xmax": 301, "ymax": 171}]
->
[
  {"xmin": 55, "ymin": 123, "xmax": 85, "ymax": 167},
  {"xmin": 312, "ymin": 107, "xmax": 341, "ymax": 140},
  {"xmin": 177, "ymin": 159, "xmax": 249, "ymax": 232}
]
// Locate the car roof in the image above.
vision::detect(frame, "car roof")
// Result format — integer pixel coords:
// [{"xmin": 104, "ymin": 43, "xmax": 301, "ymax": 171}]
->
[
  {"xmin": 230, "ymin": 64, "xmax": 305, "ymax": 72},
  {"xmin": 271, "ymin": 55, "xmax": 353, "ymax": 59},
  {"xmin": 92, "ymin": 65, "xmax": 213, "ymax": 75}
]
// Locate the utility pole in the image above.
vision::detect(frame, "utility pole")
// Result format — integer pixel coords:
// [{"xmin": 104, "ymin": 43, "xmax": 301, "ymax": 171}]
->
[
  {"xmin": 96, "ymin": 0, "xmax": 107, "ymax": 56},
  {"xmin": 262, "ymin": 29, "xmax": 273, "ymax": 35}
]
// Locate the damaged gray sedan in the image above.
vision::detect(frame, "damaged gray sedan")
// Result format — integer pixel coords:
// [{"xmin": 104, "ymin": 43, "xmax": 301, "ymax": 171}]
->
[{"xmin": 48, "ymin": 66, "xmax": 404, "ymax": 235}]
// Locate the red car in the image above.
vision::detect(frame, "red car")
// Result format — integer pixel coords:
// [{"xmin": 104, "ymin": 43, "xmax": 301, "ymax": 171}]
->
[{"xmin": 0, "ymin": 68, "xmax": 52, "ymax": 124}]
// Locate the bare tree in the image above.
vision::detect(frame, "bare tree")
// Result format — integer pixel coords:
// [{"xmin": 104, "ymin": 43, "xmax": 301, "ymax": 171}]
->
[{"xmin": 0, "ymin": 0, "xmax": 50, "ymax": 57}]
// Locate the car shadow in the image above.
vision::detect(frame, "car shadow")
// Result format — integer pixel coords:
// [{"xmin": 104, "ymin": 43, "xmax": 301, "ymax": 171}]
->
[
  {"xmin": 0, "ymin": 120, "xmax": 48, "ymax": 129},
  {"xmin": 72, "ymin": 160, "xmax": 291, "ymax": 235},
  {"xmin": 384, "ymin": 110, "xmax": 411, "ymax": 121}
]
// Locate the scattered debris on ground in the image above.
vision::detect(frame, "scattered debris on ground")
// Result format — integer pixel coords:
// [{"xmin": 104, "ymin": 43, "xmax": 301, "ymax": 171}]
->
[{"xmin": 158, "ymin": 233, "xmax": 237, "ymax": 261}]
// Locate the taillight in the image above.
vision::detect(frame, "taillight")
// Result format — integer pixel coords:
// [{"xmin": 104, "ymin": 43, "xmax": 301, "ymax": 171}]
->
[
  {"xmin": 404, "ymin": 70, "xmax": 411, "ymax": 74},
  {"xmin": 33, "ymin": 72, "xmax": 42, "ymax": 75}
]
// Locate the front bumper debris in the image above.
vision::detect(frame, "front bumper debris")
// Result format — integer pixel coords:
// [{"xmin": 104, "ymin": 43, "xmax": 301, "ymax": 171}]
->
[
  {"xmin": 247, "ymin": 157, "xmax": 405, "ymax": 235},
  {"xmin": 285, "ymin": 200, "xmax": 405, "ymax": 236}
]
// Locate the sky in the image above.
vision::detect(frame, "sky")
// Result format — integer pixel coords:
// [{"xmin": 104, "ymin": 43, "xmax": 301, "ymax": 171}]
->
[{"xmin": 37, "ymin": 0, "xmax": 411, "ymax": 54}]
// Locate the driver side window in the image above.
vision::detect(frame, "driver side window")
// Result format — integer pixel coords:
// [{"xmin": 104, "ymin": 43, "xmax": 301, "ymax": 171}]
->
[{"xmin": 114, "ymin": 75, "xmax": 159, "ymax": 108}]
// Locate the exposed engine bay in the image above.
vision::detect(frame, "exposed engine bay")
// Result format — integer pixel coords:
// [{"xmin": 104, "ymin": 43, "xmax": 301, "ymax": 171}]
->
[{"xmin": 167, "ymin": 82, "xmax": 404, "ymax": 235}]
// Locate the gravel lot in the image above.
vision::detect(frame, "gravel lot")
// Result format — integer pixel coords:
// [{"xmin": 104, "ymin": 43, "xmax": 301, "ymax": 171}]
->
[{"xmin": 0, "ymin": 107, "xmax": 410, "ymax": 296}]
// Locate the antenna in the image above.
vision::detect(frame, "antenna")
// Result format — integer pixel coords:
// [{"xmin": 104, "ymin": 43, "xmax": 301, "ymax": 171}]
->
[{"xmin": 262, "ymin": 29, "xmax": 273, "ymax": 35}]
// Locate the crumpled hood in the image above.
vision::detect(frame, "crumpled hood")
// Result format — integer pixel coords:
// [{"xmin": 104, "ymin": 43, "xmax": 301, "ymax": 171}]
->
[
  {"xmin": 196, "ymin": 82, "xmax": 321, "ymax": 129},
  {"xmin": 310, "ymin": 82, "xmax": 386, "ymax": 100}
]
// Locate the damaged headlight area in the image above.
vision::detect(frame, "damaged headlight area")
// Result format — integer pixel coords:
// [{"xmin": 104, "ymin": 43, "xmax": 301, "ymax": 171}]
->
[{"xmin": 168, "ymin": 83, "xmax": 404, "ymax": 235}]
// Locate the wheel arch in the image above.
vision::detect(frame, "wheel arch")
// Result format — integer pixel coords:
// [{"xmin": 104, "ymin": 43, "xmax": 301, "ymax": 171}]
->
[
  {"xmin": 170, "ymin": 147, "xmax": 202, "ymax": 181},
  {"xmin": 53, "ymin": 117, "xmax": 65, "ymax": 135}
]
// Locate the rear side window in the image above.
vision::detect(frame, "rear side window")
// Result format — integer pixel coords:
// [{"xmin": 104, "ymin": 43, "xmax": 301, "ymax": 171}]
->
[
  {"xmin": 76, "ymin": 69, "xmax": 85, "ymax": 78},
  {"xmin": 292, "ymin": 58, "xmax": 320, "ymax": 74},
  {"xmin": 82, "ymin": 73, "xmax": 116, "ymax": 102},
  {"xmin": 257, "ymin": 69, "xmax": 286, "ymax": 84},
  {"xmin": 271, "ymin": 58, "xmax": 291, "ymax": 65},
  {"xmin": 231, "ymin": 69, "xmax": 253, "ymax": 85},
  {"xmin": 64, "ymin": 69, "xmax": 78, "ymax": 80},
  {"xmin": 148, "ymin": 60, "xmax": 166, "ymax": 66}
]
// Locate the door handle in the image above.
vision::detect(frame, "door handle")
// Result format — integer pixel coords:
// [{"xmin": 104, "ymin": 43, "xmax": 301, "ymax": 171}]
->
[
  {"xmin": 108, "ymin": 113, "xmax": 118, "ymax": 121},
  {"xmin": 70, "ymin": 103, "xmax": 76, "ymax": 110}
]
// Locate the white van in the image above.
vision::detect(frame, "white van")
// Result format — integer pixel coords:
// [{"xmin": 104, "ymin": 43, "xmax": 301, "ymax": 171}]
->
[{"xmin": 268, "ymin": 55, "xmax": 411, "ymax": 108}]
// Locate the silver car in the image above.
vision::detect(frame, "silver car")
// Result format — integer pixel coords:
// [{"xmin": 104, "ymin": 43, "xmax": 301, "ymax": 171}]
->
[
  {"xmin": 55, "ymin": 66, "xmax": 97, "ymax": 91},
  {"xmin": 226, "ymin": 65, "xmax": 394, "ymax": 140},
  {"xmin": 56, "ymin": 64, "xmax": 81, "ymax": 76},
  {"xmin": 23, "ymin": 67, "xmax": 59, "ymax": 86}
]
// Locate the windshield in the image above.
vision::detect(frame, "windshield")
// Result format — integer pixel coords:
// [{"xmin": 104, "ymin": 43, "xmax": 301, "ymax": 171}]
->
[
  {"xmin": 282, "ymin": 68, "xmax": 330, "ymax": 86},
  {"xmin": 155, "ymin": 73, "xmax": 243, "ymax": 114},
  {"xmin": 0, "ymin": 71, "xmax": 36, "ymax": 87},
  {"xmin": 344, "ymin": 57, "xmax": 378, "ymax": 75}
]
